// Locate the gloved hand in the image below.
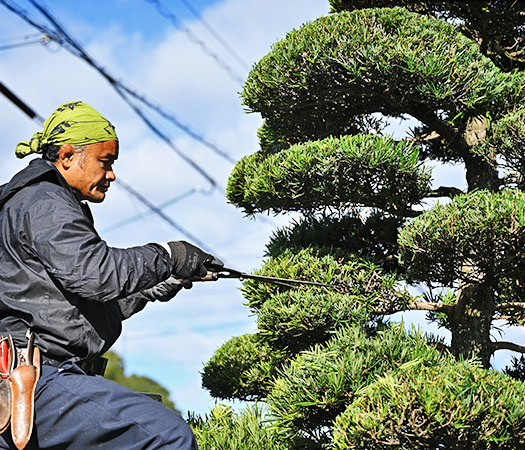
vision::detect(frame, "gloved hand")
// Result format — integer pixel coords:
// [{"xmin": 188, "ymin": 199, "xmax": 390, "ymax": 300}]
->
[
  {"xmin": 168, "ymin": 241, "xmax": 224, "ymax": 279},
  {"xmin": 140, "ymin": 276, "xmax": 183, "ymax": 302}
]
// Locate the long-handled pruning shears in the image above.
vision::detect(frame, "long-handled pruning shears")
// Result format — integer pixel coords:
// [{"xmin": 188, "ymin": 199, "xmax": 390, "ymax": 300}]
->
[{"xmin": 181, "ymin": 267, "xmax": 337, "ymax": 290}]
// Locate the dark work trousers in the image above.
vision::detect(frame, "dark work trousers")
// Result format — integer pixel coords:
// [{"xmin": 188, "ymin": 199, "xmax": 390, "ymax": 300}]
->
[{"xmin": 0, "ymin": 361, "xmax": 199, "ymax": 450}]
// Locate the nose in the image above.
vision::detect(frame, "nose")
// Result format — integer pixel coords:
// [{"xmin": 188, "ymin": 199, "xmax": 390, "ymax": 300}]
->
[{"xmin": 106, "ymin": 170, "xmax": 116, "ymax": 182}]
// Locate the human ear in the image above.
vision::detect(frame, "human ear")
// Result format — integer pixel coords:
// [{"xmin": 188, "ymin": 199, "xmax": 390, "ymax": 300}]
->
[{"xmin": 58, "ymin": 143, "xmax": 75, "ymax": 169}]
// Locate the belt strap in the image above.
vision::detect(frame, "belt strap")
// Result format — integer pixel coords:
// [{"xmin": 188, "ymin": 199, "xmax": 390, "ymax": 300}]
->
[
  {"xmin": 41, "ymin": 356, "xmax": 108, "ymax": 377},
  {"xmin": 77, "ymin": 357, "xmax": 108, "ymax": 376}
]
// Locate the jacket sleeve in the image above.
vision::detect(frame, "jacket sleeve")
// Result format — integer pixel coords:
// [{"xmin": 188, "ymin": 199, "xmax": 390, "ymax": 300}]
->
[
  {"xmin": 117, "ymin": 276, "xmax": 183, "ymax": 319},
  {"xmin": 19, "ymin": 186, "xmax": 173, "ymax": 302}
]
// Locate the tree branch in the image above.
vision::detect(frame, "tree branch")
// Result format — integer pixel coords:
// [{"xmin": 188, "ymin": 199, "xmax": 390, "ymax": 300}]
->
[
  {"xmin": 375, "ymin": 301, "xmax": 454, "ymax": 315},
  {"xmin": 382, "ymin": 207, "xmax": 422, "ymax": 218},
  {"xmin": 427, "ymin": 186, "xmax": 465, "ymax": 198},
  {"xmin": 492, "ymin": 341, "xmax": 525, "ymax": 353},
  {"xmin": 496, "ymin": 303, "xmax": 525, "ymax": 313}
]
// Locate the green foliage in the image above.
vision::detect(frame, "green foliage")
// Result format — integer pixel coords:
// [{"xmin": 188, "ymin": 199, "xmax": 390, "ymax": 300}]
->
[
  {"xmin": 329, "ymin": 1, "xmax": 525, "ymax": 72},
  {"xmin": 398, "ymin": 189, "xmax": 525, "ymax": 292},
  {"xmin": 241, "ymin": 7, "xmax": 524, "ymax": 153},
  {"xmin": 474, "ymin": 106, "xmax": 525, "ymax": 178},
  {"xmin": 227, "ymin": 134, "xmax": 431, "ymax": 215},
  {"xmin": 256, "ymin": 288, "xmax": 371, "ymax": 351},
  {"xmin": 333, "ymin": 360, "xmax": 525, "ymax": 449},
  {"xmin": 104, "ymin": 349, "xmax": 125, "ymax": 380},
  {"xmin": 242, "ymin": 247, "xmax": 408, "ymax": 312},
  {"xmin": 267, "ymin": 324, "xmax": 451, "ymax": 445},
  {"xmin": 421, "ymin": 288, "xmax": 457, "ymax": 330},
  {"xmin": 503, "ymin": 355, "xmax": 525, "ymax": 381},
  {"xmin": 256, "ymin": 121, "xmax": 291, "ymax": 155},
  {"xmin": 190, "ymin": 404, "xmax": 294, "ymax": 450},
  {"xmin": 202, "ymin": 246, "xmax": 411, "ymax": 404},
  {"xmin": 202, "ymin": 2, "xmax": 525, "ymax": 449},
  {"xmin": 201, "ymin": 334, "xmax": 285, "ymax": 401},
  {"xmin": 266, "ymin": 211, "xmax": 405, "ymax": 272},
  {"xmin": 104, "ymin": 351, "xmax": 178, "ymax": 412}
]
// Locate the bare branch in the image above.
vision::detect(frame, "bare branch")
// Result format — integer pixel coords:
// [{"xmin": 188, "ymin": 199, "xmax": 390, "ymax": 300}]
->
[
  {"xmin": 407, "ymin": 130, "xmax": 441, "ymax": 145},
  {"xmin": 497, "ymin": 302, "xmax": 525, "ymax": 310},
  {"xmin": 427, "ymin": 186, "xmax": 465, "ymax": 198},
  {"xmin": 382, "ymin": 207, "xmax": 422, "ymax": 218},
  {"xmin": 492, "ymin": 341, "xmax": 525, "ymax": 353},
  {"xmin": 496, "ymin": 315, "xmax": 512, "ymax": 321},
  {"xmin": 375, "ymin": 301, "xmax": 454, "ymax": 315}
]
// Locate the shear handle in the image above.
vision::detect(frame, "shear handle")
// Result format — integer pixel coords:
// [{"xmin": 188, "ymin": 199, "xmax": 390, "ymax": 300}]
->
[
  {"xmin": 187, "ymin": 268, "xmax": 241, "ymax": 282},
  {"xmin": 215, "ymin": 268, "xmax": 245, "ymax": 279}
]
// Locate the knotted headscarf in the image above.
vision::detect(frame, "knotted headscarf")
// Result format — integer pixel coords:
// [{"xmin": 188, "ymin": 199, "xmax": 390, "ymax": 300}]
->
[{"xmin": 16, "ymin": 101, "xmax": 118, "ymax": 158}]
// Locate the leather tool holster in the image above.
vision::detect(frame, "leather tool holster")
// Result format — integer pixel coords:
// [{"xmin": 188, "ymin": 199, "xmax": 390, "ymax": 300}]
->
[{"xmin": 0, "ymin": 333, "xmax": 41, "ymax": 450}]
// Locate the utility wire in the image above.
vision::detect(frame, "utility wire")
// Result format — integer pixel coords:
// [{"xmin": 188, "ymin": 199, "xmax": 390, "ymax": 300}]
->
[
  {"xmin": 29, "ymin": 0, "xmax": 237, "ymax": 176},
  {"xmin": 178, "ymin": 0, "xmax": 251, "ymax": 72},
  {"xmin": 0, "ymin": 80, "xmax": 44, "ymax": 123},
  {"xmin": 0, "ymin": 0, "xmax": 236, "ymax": 186},
  {"xmin": 118, "ymin": 88, "xmax": 236, "ymax": 165},
  {"xmin": 0, "ymin": 32, "xmax": 51, "ymax": 51},
  {"xmin": 114, "ymin": 178, "xmax": 218, "ymax": 256},
  {"xmin": 0, "ymin": 2, "xmax": 279, "ymax": 227},
  {"xmin": 0, "ymin": 0, "xmax": 54, "ymax": 36},
  {"xmin": 113, "ymin": 86, "xmax": 219, "ymax": 188},
  {"xmin": 100, "ymin": 186, "xmax": 202, "ymax": 234},
  {"xmin": 144, "ymin": 0, "xmax": 245, "ymax": 84},
  {"xmin": 0, "ymin": 31, "xmax": 42, "ymax": 42},
  {"xmin": 0, "ymin": 0, "xmax": 279, "ymax": 232}
]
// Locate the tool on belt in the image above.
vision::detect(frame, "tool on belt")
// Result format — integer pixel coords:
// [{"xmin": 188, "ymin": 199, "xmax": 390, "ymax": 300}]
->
[
  {"xmin": 181, "ymin": 267, "xmax": 337, "ymax": 290},
  {"xmin": 0, "ymin": 332, "xmax": 40, "ymax": 450}
]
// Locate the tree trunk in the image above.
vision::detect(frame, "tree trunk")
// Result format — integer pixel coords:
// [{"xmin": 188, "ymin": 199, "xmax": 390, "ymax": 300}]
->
[
  {"xmin": 450, "ymin": 280, "xmax": 494, "ymax": 367},
  {"xmin": 449, "ymin": 114, "xmax": 497, "ymax": 367},
  {"xmin": 462, "ymin": 114, "xmax": 499, "ymax": 192}
]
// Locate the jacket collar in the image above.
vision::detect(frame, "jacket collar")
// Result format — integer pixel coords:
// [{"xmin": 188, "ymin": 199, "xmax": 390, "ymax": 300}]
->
[{"xmin": 0, "ymin": 158, "xmax": 73, "ymax": 210}]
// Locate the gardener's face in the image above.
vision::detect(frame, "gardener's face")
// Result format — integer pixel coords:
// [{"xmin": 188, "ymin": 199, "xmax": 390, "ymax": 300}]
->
[{"xmin": 58, "ymin": 140, "xmax": 119, "ymax": 203}]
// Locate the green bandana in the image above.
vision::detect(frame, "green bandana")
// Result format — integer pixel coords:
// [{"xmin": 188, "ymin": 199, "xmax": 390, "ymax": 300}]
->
[{"xmin": 16, "ymin": 101, "xmax": 118, "ymax": 158}]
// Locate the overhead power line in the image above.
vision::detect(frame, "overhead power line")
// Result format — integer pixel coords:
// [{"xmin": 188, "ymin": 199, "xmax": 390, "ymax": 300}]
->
[
  {"xmin": 0, "ymin": 0, "xmax": 52, "ymax": 36},
  {"xmin": 0, "ymin": 0, "xmax": 279, "ymax": 236},
  {"xmin": 0, "ymin": 32, "xmax": 51, "ymax": 51},
  {"xmin": 0, "ymin": 80, "xmax": 44, "ymax": 123},
  {"xmin": 26, "ymin": 0, "xmax": 226, "ymax": 186},
  {"xmin": 178, "ymin": 0, "xmax": 251, "ymax": 72},
  {"xmin": 100, "ymin": 186, "xmax": 202, "ymax": 234},
  {"xmin": 0, "ymin": 0, "xmax": 237, "ymax": 188},
  {"xmin": 114, "ymin": 178, "xmax": 217, "ymax": 255},
  {"xmin": 144, "ymin": 0, "xmax": 246, "ymax": 84}
]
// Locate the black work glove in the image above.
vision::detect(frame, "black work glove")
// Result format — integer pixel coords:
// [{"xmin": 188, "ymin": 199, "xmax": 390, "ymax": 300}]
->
[
  {"xmin": 141, "ymin": 276, "xmax": 183, "ymax": 302},
  {"xmin": 168, "ymin": 241, "xmax": 224, "ymax": 279}
]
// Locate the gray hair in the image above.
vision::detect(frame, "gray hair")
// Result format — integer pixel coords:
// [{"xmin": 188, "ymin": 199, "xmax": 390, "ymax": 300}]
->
[{"xmin": 42, "ymin": 144, "xmax": 87, "ymax": 162}]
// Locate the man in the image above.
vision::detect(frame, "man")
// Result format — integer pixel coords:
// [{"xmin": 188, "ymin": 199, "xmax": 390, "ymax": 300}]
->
[{"xmin": 0, "ymin": 101, "xmax": 221, "ymax": 449}]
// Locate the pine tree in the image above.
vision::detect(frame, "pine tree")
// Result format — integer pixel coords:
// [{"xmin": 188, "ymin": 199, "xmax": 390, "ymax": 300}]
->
[{"xmin": 200, "ymin": 2, "xmax": 525, "ymax": 448}]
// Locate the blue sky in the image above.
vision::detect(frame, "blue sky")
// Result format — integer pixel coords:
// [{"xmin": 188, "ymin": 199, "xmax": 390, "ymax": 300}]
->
[
  {"xmin": 0, "ymin": 0, "xmax": 330, "ymax": 416},
  {"xmin": 1, "ymin": 0, "xmax": 522, "ymax": 418}
]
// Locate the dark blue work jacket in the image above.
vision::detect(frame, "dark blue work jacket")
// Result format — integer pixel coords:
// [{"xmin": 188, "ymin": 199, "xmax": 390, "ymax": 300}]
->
[{"xmin": 0, "ymin": 158, "xmax": 172, "ymax": 363}]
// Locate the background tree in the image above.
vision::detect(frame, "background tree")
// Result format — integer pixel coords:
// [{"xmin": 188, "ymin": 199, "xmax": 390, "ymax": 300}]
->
[
  {"xmin": 104, "ymin": 350, "xmax": 180, "ymax": 413},
  {"xmin": 199, "ymin": 1, "xmax": 525, "ymax": 449}
]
